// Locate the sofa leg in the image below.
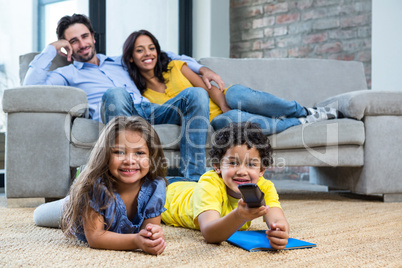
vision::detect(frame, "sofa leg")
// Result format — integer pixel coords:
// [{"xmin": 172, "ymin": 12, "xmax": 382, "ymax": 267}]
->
[
  {"xmin": 45, "ymin": 198, "xmax": 62, "ymax": 203},
  {"xmin": 309, "ymin": 166, "xmax": 362, "ymax": 191},
  {"xmin": 383, "ymin": 194, "xmax": 402, "ymax": 203}
]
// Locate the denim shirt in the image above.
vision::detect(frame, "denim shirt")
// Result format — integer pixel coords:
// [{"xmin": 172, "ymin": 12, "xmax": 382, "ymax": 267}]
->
[
  {"xmin": 76, "ymin": 177, "xmax": 166, "ymax": 242},
  {"xmin": 24, "ymin": 45, "xmax": 203, "ymax": 122}
]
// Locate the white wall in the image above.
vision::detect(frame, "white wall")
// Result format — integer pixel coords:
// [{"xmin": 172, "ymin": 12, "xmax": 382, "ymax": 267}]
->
[
  {"xmin": 0, "ymin": 0, "xmax": 36, "ymax": 131},
  {"xmin": 106, "ymin": 0, "xmax": 179, "ymax": 56},
  {"xmin": 0, "ymin": 0, "xmax": 87, "ymax": 131},
  {"xmin": 0, "ymin": 0, "xmax": 88, "ymax": 86},
  {"xmin": 193, "ymin": 0, "xmax": 230, "ymax": 60},
  {"xmin": 372, "ymin": 0, "xmax": 402, "ymax": 91},
  {"xmin": 0, "ymin": 0, "xmax": 36, "ymax": 87},
  {"xmin": 106, "ymin": 0, "xmax": 230, "ymax": 59}
]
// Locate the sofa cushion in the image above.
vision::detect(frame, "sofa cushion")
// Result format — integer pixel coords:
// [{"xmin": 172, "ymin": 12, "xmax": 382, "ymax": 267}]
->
[
  {"xmin": 19, "ymin": 52, "xmax": 69, "ymax": 85},
  {"xmin": 71, "ymin": 117, "xmax": 364, "ymax": 152},
  {"xmin": 268, "ymin": 119, "xmax": 364, "ymax": 149},
  {"xmin": 71, "ymin": 118, "xmax": 104, "ymax": 148},
  {"xmin": 71, "ymin": 118, "xmax": 212, "ymax": 150},
  {"xmin": 3, "ymin": 86, "xmax": 87, "ymax": 116},
  {"xmin": 316, "ymin": 90, "xmax": 402, "ymax": 120}
]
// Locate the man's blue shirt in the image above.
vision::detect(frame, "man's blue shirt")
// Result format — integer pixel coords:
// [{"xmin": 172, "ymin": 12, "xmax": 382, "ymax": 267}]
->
[{"xmin": 24, "ymin": 45, "xmax": 203, "ymax": 122}]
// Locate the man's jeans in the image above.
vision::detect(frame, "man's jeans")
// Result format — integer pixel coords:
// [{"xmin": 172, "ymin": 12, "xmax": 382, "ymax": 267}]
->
[
  {"xmin": 102, "ymin": 87, "xmax": 210, "ymax": 181},
  {"xmin": 210, "ymin": 84, "xmax": 307, "ymax": 135}
]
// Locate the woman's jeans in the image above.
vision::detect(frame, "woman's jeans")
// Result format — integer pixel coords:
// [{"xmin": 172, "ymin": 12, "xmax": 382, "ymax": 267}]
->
[
  {"xmin": 211, "ymin": 84, "xmax": 307, "ymax": 135},
  {"xmin": 102, "ymin": 87, "xmax": 210, "ymax": 181}
]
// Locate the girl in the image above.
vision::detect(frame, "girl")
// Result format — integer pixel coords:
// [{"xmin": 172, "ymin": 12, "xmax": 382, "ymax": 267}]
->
[
  {"xmin": 35, "ymin": 116, "xmax": 167, "ymax": 255},
  {"xmin": 122, "ymin": 30, "xmax": 341, "ymax": 135},
  {"xmin": 161, "ymin": 122, "xmax": 289, "ymax": 249}
]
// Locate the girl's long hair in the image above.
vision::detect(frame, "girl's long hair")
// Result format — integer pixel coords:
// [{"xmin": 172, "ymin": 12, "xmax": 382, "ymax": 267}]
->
[
  {"xmin": 122, "ymin": 29, "xmax": 170, "ymax": 94},
  {"xmin": 61, "ymin": 116, "xmax": 167, "ymax": 238}
]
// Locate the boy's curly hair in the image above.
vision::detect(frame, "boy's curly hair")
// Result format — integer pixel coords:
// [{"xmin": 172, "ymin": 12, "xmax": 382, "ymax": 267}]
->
[{"xmin": 209, "ymin": 122, "xmax": 273, "ymax": 168}]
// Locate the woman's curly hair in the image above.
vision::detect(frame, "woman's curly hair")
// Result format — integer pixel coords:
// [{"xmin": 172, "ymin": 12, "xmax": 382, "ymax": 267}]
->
[{"xmin": 209, "ymin": 122, "xmax": 273, "ymax": 168}]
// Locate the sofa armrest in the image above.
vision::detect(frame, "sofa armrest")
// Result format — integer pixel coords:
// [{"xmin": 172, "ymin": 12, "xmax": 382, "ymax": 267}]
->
[
  {"xmin": 315, "ymin": 90, "xmax": 402, "ymax": 120},
  {"xmin": 2, "ymin": 85, "xmax": 88, "ymax": 117}
]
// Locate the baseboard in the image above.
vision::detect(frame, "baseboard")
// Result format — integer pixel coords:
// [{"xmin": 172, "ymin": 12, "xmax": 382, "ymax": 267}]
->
[{"xmin": 0, "ymin": 170, "xmax": 4, "ymax": 188}]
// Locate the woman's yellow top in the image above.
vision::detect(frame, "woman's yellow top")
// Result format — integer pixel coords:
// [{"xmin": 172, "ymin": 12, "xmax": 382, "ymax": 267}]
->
[{"xmin": 142, "ymin": 60, "xmax": 225, "ymax": 121}]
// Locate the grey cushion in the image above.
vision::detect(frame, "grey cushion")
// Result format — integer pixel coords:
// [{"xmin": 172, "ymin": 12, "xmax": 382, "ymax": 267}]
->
[
  {"xmin": 71, "ymin": 119, "xmax": 185, "ymax": 150},
  {"xmin": 153, "ymin": 124, "xmax": 182, "ymax": 150},
  {"xmin": 268, "ymin": 119, "xmax": 364, "ymax": 149},
  {"xmin": 199, "ymin": 57, "xmax": 368, "ymax": 107},
  {"xmin": 3, "ymin": 86, "xmax": 87, "ymax": 116},
  {"xmin": 71, "ymin": 118, "xmax": 104, "ymax": 148},
  {"xmin": 71, "ymin": 116, "xmax": 364, "ymax": 152},
  {"xmin": 19, "ymin": 52, "xmax": 69, "ymax": 85},
  {"xmin": 316, "ymin": 90, "xmax": 402, "ymax": 120},
  {"xmin": 275, "ymin": 145, "xmax": 364, "ymax": 167}
]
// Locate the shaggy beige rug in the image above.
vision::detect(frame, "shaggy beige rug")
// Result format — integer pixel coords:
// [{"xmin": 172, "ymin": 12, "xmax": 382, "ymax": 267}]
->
[{"xmin": 1, "ymin": 193, "xmax": 401, "ymax": 267}]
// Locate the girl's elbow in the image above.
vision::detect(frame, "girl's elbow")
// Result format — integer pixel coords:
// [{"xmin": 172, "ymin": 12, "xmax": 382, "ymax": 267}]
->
[
  {"xmin": 87, "ymin": 240, "xmax": 100, "ymax": 249},
  {"xmin": 86, "ymin": 236, "xmax": 104, "ymax": 249}
]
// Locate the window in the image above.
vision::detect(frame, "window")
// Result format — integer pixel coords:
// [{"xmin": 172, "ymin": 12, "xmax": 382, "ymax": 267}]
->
[{"xmin": 38, "ymin": 0, "xmax": 89, "ymax": 51}]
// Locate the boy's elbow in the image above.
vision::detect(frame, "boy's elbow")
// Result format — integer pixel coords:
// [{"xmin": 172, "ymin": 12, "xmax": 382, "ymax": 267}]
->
[
  {"xmin": 204, "ymin": 236, "xmax": 223, "ymax": 244},
  {"xmin": 201, "ymin": 230, "xmax": 225, "ymax": 244}
]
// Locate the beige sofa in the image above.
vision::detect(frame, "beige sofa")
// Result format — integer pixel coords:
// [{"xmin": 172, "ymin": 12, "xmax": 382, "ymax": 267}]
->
[{"xmin": 3, "ymin": 53, "xmax": 402, "ymax": 203}]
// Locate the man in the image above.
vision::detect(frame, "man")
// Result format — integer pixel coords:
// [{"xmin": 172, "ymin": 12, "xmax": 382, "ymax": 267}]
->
[{"xmin": 24, "ymin": 14, "xmax": 224, "ymax": 181}]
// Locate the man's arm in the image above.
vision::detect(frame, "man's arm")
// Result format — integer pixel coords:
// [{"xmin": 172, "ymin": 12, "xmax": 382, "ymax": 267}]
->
[
  {"xmin": 166, "ymin": 51, "xmax": 225, "ymax": 91},
  {"xmin": 23, "ymin": 44, "xmax": 69, "ymax": 86}
]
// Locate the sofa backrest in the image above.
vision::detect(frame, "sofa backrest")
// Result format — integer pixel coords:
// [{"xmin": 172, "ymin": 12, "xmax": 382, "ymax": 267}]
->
[
  {"xmin": 20, "ymin": 53, "xmax": 368, "ymax": 107},
  {"xmin": 19, "ymin": 52, "xmax": 69, "ymax": 85},
  {"xmin": 199, "ymin": 57, "xmax": 368, "ymax": 107}
]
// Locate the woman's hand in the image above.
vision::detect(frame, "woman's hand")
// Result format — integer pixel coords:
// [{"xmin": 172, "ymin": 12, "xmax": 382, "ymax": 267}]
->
[{"xmin": 199, "ymin": 67, "xmax": 225, "ymax": 91}]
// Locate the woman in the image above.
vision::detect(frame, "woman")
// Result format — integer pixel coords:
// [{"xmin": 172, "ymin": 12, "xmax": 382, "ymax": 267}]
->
[{"xmin": 122, "ymin": 30, "xmax": 341, "ymax": 135}]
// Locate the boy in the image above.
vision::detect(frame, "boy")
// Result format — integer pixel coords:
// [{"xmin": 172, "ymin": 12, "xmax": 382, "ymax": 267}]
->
[{"xmin": 162, "ymin": 122, "xmax": 289, "ymax": 249}]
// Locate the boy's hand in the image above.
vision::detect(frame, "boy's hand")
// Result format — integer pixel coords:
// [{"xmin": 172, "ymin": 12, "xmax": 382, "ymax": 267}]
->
[
  {"xmin": 265, "ymin": 222, "xmax": 289, "ymax": 250},
  {"xmin": 236, "ymin": 199, "xmax": 269, "ymax": 222},
  {"xmin": 137, "ymin": 224, "xmax": 166, "ymax": 255}
]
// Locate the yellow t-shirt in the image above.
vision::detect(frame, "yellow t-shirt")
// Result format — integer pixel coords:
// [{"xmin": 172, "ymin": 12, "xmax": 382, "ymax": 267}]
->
[
  {"xmin": 142, "ymin": 60, "xmax": 225, "ymax": 121},
  {"xmin": 161, "ymin": 169, "xmax": 282, "ymax": 230}
]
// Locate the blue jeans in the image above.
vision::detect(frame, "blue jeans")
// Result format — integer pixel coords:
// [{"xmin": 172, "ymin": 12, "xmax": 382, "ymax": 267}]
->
[
  {"xmin": 210, "ymin": 84, "xmax": 307, "ymax": 135},
  {"xmin": 102, "ymin": 87, "xmax": 210, "ymax": 181}
]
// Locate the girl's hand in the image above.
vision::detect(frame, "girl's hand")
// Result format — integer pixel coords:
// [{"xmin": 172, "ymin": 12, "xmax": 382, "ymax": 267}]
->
[
  {"xmin": 137, "ymin": 224, "xmax": 166, "ymax": 255},
  {"xmin": 265, "ymin": 222, "xmax": 289, "ymax": 250},
  {"xmin": 235, "ymin": 199, "xmax": 269, "ymax": 222},
  {"xmin": 145, "ymin": 223, "xmax": 165, "ymax": 241}
]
